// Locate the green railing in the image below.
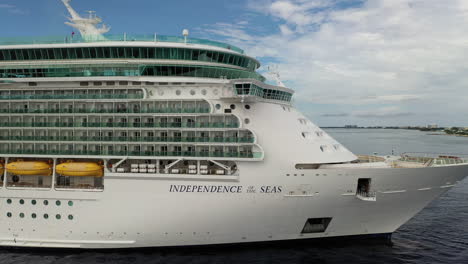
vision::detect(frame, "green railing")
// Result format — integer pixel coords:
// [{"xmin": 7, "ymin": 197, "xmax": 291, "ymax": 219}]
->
[
  {"xmin": 0, "ymin": 121, "xmax": 239, "ymax": 129},
  {"xmin": 0, "ymin": 135, "xmax": 254, "ymax": 143},
  {"xmin": 0, "ymin": 107, "xmax": 211, "ymax": 114},
  {"xmin": 0, "ymin": 94, "xmax": 143, "ymax": 100},
  {"xmin": 0, "ymin": 149, "xmax": 262, "ymax": 159},
  {"xmin": 0, "ymin": 64, "xmax": 266, "ymax": 82},
  {"xmin": 0, "ymin": 34, "xmax": 245, "ymax": 54}
]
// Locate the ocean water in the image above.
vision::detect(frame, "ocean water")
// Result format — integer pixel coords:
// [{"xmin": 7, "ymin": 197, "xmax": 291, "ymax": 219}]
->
[{"xmin": 0, "ymin": 129, "xmax": 467, "ymax": 264}]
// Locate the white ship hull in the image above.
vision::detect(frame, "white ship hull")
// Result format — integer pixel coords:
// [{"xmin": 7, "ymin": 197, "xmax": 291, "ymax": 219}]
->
[
  {"xmin": 0, "ymin": 1, "xmax": 466, "ymax": 249},
  {"xmin": 1, "ymin": 163, "xmax": 466, "ymax": 248}
]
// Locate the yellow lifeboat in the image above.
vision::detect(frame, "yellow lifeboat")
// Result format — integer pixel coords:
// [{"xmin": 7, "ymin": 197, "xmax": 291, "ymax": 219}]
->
[
  {"xmin": 0, "ymin": 163, "xmax": 4, "ymax": 175},
  {"xmin": 6, "ymin": 161, "xmax": 52, "ymax": 176},
  {"xmin": 56, "ymin": 161, "xmax": 103, "ymax": 177}
]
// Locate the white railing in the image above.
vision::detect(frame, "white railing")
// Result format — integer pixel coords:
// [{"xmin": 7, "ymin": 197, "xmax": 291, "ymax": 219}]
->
[
  {"xmin": 356, "ymin": 190, "xmax": 377, "ymax": 201},
  {"xmin": 401, "ymin": 152, "xmax": 468, "ymax": 166}
]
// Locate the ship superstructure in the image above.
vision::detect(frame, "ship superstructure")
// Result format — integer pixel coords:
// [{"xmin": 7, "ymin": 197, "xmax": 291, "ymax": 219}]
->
[{"xmin": 0, "ymin": 0, "xmax": 466, "ymax": 248}]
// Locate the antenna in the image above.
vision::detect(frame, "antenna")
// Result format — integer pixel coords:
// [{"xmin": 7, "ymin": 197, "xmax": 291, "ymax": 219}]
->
[
  {"xmin": 86, "ymin": 10, "xmax": 96, "ymax": 19},
  {"xmin": 182, "ymin": 29, "xmax": 189, "ymax": 44},
  {"xmin": 267, "ymin": 65, "xmax": 286, "ymax": 87}
]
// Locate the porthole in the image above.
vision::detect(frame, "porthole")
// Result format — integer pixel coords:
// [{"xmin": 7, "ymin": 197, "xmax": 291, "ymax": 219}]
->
[
  {"xmin": 175, "ymin": 90, "xmax": 181, "ymax": 96},
  {"xmin": 7, "ymin": 212, "xmax": 11, "ymax": 218},
  {"xmin": 19, "ymin": 199, "xmax": 24, "ymax": 205},
  {"xmin": 43, "ymin": 200, "xmax": 49, "ymax": 206},
  {"xmin": 190, "ymin": 90, "xmax": 196, "ymax": 95},
  {"xmin": 19, "ymin": 213, "xmax": 24, "ymax": 218},
  {"xmin": 56, "ymin": 200, "xmax": 61, "ymax": 206},
  {"xmin": 32, "ymin": 213, "xmax": 37, "ymax": 219},
  {"xmin": 7, "ymin": 199, "xmax": 11, "ymax": 204},
  {"xmin": 56, "ymin": 214, "xmax": 61, "ymax": 220},
  {"xmin": 230, "ymin": 104, "xmax": 236, "ymax": 110},
  {"xmin": 201, "ymin": 89, "xmax": 207, "ymax": 95},
  {"xmin": 31, "ymin": 200, "xmax": 36, "ymax": 205},
  {"xmin": 244, "ymin": 118, "xmax": 250, "ymax": 125},
  {"xmin": 43, "ymin": 214, "xmax": 49, "ymax": 219},
  {"xmin": 215, "ymin": 104, "xmax": 221, "ymax": 110},
  {"xmin": 245, "ymin": 104, "xmax": 251, "ymax": 110},
  {"xmin": 68, "ymin": 215, "xmax": 74, "ymax": 220},
  {"xmin": 68, "ymin": 201, "xmax": 73, "ymax": 206}
]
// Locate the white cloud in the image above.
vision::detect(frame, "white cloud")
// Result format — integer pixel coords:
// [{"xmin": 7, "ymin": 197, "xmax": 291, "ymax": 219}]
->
[
  {"xmin": 353, "ymin": 106, "xmax": 414, "ymax": 118},
  {"xmin": 0, "ymin": 4, "xmax": 15, "ymax": 9},
  {"xmin": 0, "ymin": 3, "xmax": 27, "ymax": 15},
  {"xmin": 204, "ymin": 0, "xmax": 468, "ymax": 126}
]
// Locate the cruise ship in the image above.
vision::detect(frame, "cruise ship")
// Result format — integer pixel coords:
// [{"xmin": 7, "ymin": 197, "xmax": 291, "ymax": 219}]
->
[{"xmin": 0, "ymin": 0, "xmax": 466, "ymax": 248}]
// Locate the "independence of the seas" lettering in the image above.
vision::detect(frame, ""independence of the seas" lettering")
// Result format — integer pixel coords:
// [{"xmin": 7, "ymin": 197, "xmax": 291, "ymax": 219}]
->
[
  {"xmin": 170, "ymin": 185, "xmax": 243, "ymax": 193},
  {"xmin": 169, "ymin": 185, "xmax": 282, "ymax": 193}
]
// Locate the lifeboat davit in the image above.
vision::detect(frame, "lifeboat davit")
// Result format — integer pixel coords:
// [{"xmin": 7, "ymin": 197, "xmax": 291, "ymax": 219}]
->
[
  {"xmin": 6, "ymin": 161, "xmax": 52, "ymax": 176},
  {"xmin": 56, "ymin": 162, "xmax": 103, "ymax": 177}
]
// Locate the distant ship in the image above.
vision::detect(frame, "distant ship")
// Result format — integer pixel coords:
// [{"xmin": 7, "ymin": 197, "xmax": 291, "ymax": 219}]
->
[{"xmin": 0, "ymin": 0, "xmax": 466, "ymax": 248}]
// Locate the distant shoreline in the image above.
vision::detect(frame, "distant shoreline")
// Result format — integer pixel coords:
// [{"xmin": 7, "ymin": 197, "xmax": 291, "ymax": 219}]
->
[{"xmin": 322, "ymin": 127, "xmax": 468, "ymax": 137}]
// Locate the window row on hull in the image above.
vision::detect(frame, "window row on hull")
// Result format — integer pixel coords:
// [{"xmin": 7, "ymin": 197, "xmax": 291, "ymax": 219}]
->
[
  {"xmin": 0, "ymin": 64, "xmax": 265, "ymax": 82},
  {"xmin": 0, "ymin": 47, "xmax": 258, "ymax": 70}
]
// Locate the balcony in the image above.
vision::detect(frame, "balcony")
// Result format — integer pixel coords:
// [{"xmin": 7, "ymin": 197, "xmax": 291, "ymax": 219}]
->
[
  {"xmin": 0, "ymin": 149, "xmax": 263, "ymax": 159},
  {"xmin": 0, "ymin": 93, "xmax": 143, "ymax": 100},
  {"xmin": 0, "ymin": 107, "xmax": 211, "ymax": 115},
  {"xmin": 0, "ymin": 121, "xmax": 239, "ymax": 129},
  {"xmin": 0, "ymin": 135, "xmax": 255, "ymax": 143}
]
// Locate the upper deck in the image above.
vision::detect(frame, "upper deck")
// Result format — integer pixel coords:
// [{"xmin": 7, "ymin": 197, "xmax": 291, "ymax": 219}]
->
[{"xmin": 0, "ymin": 34, "xmax": 245, "ymax": 55}]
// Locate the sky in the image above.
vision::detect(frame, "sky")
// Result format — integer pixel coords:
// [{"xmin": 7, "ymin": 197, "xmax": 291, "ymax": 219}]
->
[{"xmin": 1, "ymin": 0, "xmax": 468, "ymax": 127}]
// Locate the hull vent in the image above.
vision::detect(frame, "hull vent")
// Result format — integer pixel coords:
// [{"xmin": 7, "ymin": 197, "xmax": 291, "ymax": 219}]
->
[{"xmin": 301, "ymin": 217, "xmax": 332, "ymax": 234}]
